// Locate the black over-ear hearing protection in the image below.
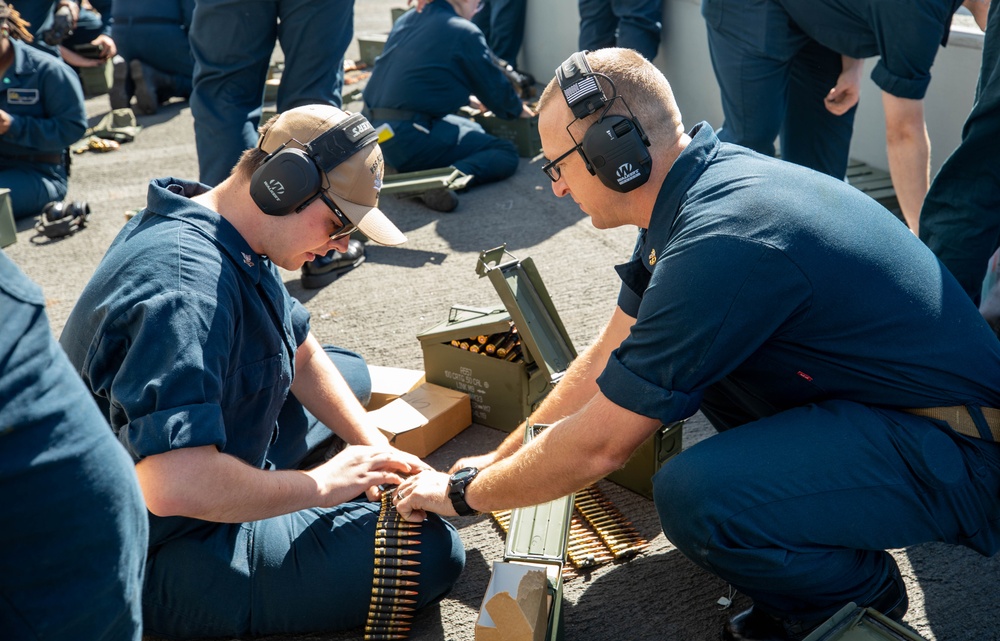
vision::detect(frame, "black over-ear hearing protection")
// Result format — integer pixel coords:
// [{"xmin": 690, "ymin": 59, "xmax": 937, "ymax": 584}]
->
[
  {"xmin": 555, "ymin": 51, "xmax": 652, "ymax": 193},
  {"xmin": 250, "ymin": 112, "xmax": 379, "ymax": 216}
]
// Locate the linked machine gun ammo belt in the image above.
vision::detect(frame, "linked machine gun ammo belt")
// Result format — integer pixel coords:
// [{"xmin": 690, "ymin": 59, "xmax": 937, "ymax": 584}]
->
[{"xmin": 365, "ymin": 488, "xmax": 422, "ymax": 641}]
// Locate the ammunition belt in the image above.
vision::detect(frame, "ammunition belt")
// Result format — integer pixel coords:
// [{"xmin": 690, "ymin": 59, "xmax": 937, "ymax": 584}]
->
[
  {"xmin": 362, "ymin": 106, "xmax": 432, "ymax": 123},
  {"xmin": 365, "ymin": 488, "xmax": 421, "ymax": 641},
  {"xmin": 491, "ymin": 483, "xmax": 648, "ymax": 578},
  {"xmin": 902, "ymin": 406, "xmax": 1000, "ymax": 442}
]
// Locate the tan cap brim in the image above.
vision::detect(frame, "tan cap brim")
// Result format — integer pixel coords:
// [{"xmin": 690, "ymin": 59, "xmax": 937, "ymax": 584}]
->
[{"xmin": 336, "ymin": 199, "xmax": 407, "ymax": 246}]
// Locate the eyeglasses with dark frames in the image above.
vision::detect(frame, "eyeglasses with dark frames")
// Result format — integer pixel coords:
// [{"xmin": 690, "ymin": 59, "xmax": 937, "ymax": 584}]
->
[
  {"xmin": 541, "ymin": 142, "xmax": 585, "ymax": 182},
  {"xmin": 317, "ymin": 190, "xmax": 357, "ymax": 241}
]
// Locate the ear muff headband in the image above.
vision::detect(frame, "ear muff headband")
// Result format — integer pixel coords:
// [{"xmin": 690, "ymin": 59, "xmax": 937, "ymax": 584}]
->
[
  {"xmin": 556, "ymin": 51, "xmax": 607, "ymax": 119},
  {"xmin": 250, "ymin": 113, "xmax": 379, "ymax": 216},
  {"xmin": 554, "ymin": 51, "xmax": 652, "ymax": 193}
]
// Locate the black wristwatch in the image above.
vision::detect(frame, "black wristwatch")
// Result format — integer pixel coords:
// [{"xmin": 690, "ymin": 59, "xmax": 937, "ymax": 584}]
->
[{"xmin": 448, "ymin": 467, "xmax": 480, "ymax": 516}]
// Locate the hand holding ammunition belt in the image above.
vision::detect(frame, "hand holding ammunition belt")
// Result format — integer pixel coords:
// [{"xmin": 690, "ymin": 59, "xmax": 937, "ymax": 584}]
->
[{"xmin": 365, "ymin": 487, "xmax": 422, "ymax": 641}]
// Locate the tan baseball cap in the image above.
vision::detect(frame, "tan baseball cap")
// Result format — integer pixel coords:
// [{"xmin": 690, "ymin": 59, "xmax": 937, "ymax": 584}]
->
[{"xmin": 258, "ymin": 104, "xmax": 406, "ymax": 246}]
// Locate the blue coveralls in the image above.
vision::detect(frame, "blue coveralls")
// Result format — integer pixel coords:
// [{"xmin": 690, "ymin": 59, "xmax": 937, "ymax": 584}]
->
[
  {"xmin": 17, "ymin": 0, "xmax": 62, "ymax": 57},
  {"xmin": 363, "ymin": 2, "xmax": 521, "ymax": 186},
  {"xmin": 0, "ymin": 38, "xmax": 86, "ymax": 220},
  {"xmin": 578, "ymin": 0, "xmax": 663, "ymax": 62},
  {"xmin": 63, "ymin": 0, "xmax": 111, "ymax": 49},
  {"xmin": 58, "ymin": 178, "xmax": 465, "ymax": 639},
  {"xmin": 598, "ymin": 124, "xmax": 1000, "ymax": 621},
  {"xmin": 0, "ymin": 250, "xmax": 147, "ymax": 641},
  {"xmin": 920, "ymin": 0, "xmax": 1000, "ymax": 305},
  {"xmin": 110, "ymin": 0, "xmax": 195, "ymax": 101},
  {"xmin": 472, "ymin": 0, "xmax": 527, "ymax": 65},
  {"xmin": 702, "ymin": 0, "xmax": 961, "ymax": 180},
  {"xmin": 189, "ymin": 0, "xmax": 354, "ymax": 187}
]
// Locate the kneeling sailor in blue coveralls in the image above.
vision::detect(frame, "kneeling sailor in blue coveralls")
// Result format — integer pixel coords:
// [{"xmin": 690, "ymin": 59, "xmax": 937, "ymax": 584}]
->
[
  {"xmin": 60, "ymin": 104, "xmax": 465, "ymax": 639},
  {"xmin": 393, "ymin": 49, "xmax": 1000, "ymax": 641},
  {"xmin": 364, "ymin": 0, "xmax": 534, "ymax": 212},
  {"xmin": 0, "ymin": 1, "xmax": 86, "ymax": 220}
]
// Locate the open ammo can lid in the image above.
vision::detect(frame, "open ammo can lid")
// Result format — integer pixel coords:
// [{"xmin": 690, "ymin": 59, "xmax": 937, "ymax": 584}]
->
[
  {"xmin": 416, "ymin": 305, "xmax": 512, "ymax": 343},
  {"xmin": 476, "ymin": 246, "xmax": 577, "ymax": 381}
]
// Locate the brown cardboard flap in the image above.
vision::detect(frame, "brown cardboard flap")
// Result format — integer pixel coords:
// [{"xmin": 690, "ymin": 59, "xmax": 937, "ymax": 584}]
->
[
  {"xmin": 476, "ymin": 562, "xmax": 549, "ymax": 641},
  {"xmin": 367, "ymin": 365, "xmax": 426, "ymax": 410},
  {"xmin": 369, "ymin": 383, "xmax": 472, "ymax": 457}
]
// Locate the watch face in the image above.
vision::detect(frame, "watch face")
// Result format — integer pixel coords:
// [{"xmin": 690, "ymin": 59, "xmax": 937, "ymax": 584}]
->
[{"xmin": 453, "ymin": 468, "xmax": 476, "ymax": 482}]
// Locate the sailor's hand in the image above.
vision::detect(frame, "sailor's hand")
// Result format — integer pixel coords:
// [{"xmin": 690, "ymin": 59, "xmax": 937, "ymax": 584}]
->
[{"xmin": 393, "ymin": 470, "xmax": 452, "ymax": 521}]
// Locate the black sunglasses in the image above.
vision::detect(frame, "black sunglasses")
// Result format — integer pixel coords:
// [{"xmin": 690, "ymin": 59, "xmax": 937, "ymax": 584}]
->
[
  {"xmin": 317, "ymin": 190, "xmax": 357, "ymax": 240},
  {"xmin": 541, "ymin": 142, "xmax": 586, "ymax": 182}
]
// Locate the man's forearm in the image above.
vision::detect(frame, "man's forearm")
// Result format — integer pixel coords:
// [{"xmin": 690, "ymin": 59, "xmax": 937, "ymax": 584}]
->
[
  {"xmin": 136, "ymin": 446, "xmax": 320, "ymax": 522},
  {"xmin": 489, "ymin": 306, "xmax": 634, "ymax": 463},
  {"xmin": 292, "ymin": 333, "xmax": 389, "ymax": 447},
  {"xmin": 464, "ymin": 394, "xmax": 661, "ymax": 513},
  {"xmin": 882, "ymin": 93, "xmax": 929, "ymax": 232}
]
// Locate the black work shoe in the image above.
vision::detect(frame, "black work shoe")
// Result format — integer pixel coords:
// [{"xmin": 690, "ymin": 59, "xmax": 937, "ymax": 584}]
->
[
  {"xmin": 130, "ymin": 60, "xmax": 166, "ymax": 115},
  {"xmin": 109, "ymin": 56, "xmax": 130, "ymax": 110},
  {"xmin": 722, "ymin": 561, "xmax": 908, "ymax": 641},
  {"xmin": 418, "ymin": 188, "xmax": 459, "ymax": 212},
  {"xmin": 722, "ymin": 607, "xmax": 825, "ymax": 641},
  {"xmin": 301, "ymin": 239, "xmax": 366, "ymax": 289}
]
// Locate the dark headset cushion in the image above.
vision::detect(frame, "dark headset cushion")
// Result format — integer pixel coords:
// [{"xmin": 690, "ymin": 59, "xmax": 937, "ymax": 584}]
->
[{"xmin": 250, "ymin": 149, "xmax": 323, "ymax": 216}]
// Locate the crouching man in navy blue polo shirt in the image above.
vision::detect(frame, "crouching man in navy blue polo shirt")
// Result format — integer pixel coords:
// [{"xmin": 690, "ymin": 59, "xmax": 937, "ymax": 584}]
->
[
  {"xmin": 392, "ymin": 48, "xmax": 1000, "ymax": 641},
  {"xmin": 59, "ymin": 104, "xmax": 465, "ymax": 639}
]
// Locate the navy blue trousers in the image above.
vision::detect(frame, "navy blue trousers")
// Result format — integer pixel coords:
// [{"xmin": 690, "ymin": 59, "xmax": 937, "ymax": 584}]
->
[
  {"xmin": 472, "ymin": 0, "xmax": 527, "ymax": 64},
  {"xmin": 656, "ymin": 396, "xmax": 1000, "ymax": 621},
  {"xmin": 112, "ymin": 22, "xmax": 194, "ymax": 100},
  {"xmin": 189, "ymin": 0, "xmax": 354, "ymax": 186},
  {"xmin": 919, "ymin": 0, "xmax": 1000, "ymax": 304},
  {"xmin": 0, "ymin": 163, "xmax": 68, "ymax": 220},
  {"xmin": 378, "ymin": 114, "xmax": 519, "ymax": 187},
  {"xmin": 705, "ymin": 18, "xmax": 856, "ymax": 180},
  {"xmin": 141, "ymin": 345, "xmax": 465, "ymax": 639},
  {"xmin": 578, "ymin": 0, "xmax": 663, "ymax": 62}
]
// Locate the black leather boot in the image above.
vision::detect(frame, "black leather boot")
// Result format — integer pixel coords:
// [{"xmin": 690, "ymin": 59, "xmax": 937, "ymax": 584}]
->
[
  {"xmin": 130, "ymin": 60, "xmax": 173, "ymax": 115},
  {"xmin": 300, "ymin": 239, "xmax": 366, "ymax": 289},
  {"xmin": 722, "ymin": 560, "xmax": 908, "ymax": 641},
  {"xmin": 109, "ymin": 56, "xmax": 131, "ymax": 110}
]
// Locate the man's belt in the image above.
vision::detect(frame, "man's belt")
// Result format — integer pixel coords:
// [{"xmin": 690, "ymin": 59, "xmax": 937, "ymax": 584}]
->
[
  {"xmin": 902, "ymin": 406, "xmax": 1000, "ymax": 441},
  {"xmin": 362, "ymin": 106, "xmax": 431, "ymax": 122}
]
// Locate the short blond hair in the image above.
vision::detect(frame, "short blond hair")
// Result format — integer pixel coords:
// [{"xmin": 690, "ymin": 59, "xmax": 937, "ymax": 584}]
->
[{"xmin": 539, "ymin": 48, "xmax": 683, "ymax": 148}]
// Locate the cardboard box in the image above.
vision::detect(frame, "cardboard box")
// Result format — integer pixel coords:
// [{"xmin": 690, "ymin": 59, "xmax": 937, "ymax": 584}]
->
[
  {"xmin": 368, "ymin": 382, "xmax": 471, "ymax": 457},
  {"xmin": 476, "ymin": 562, "xmax": 550, "ymax": 641},
  {"xmin": 472, "ymin": 111, "xmax": 542, "ymax": 158},
  {"xmin": 605, "ymin": 422, "xmax": 684, "ymax": 499},
  {"xmin": 357, "ymin": 32, "xmax": 389, "ymax": 67},
  {"xmin": 367, "ymin": 365, "xmax": 426, "ymax": 410},
  {"xmin": 484, "ymin": 423, "xmax": 570, "ymax": 641},
  {"xmin": 0, "ymin": 188, "xmax": 16, "ymax": 248}
]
